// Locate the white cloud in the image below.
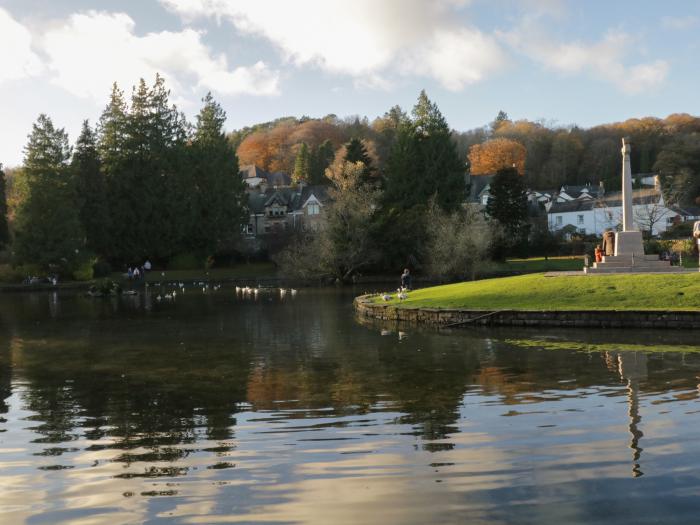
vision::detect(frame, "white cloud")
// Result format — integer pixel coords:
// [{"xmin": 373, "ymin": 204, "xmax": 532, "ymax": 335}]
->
[
  {"xmin": 661, "ymin": 15, "xmax": 699, "ymax": 30},
  {"xmin": 0, "ymin": 8, "xmax": 43, "ymax": 83},
  {"xmin": 41, "ymin": 11, "xmax": 279, "ymax": 102},
  {"xmin": 501, "ymin": 25, "xmax": 668, "ymax": 94},
  {"xmin": 159, "ymin": 0, "xmax": 506, "ymax": 91}
]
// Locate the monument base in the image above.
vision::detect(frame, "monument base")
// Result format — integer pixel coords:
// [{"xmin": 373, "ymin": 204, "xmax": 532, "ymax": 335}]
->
[
  {"xmin": 614, "ymin": 231, "xmax": 644, "ymax": 257},
  {"xmin": 585, "ymin": 230, "xmax": 684, "ymax": 273}
]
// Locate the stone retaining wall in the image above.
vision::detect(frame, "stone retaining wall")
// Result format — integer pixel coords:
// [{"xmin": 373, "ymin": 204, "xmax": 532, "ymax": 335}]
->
[{"xmin": 353, "ymin": 295, "xmax": 700, "ymax": 329}]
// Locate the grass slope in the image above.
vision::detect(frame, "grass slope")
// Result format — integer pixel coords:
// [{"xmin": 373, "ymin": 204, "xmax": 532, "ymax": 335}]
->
[{"xmin": 376, "ymin": 273, "xmax": 700, "ymax": 311}]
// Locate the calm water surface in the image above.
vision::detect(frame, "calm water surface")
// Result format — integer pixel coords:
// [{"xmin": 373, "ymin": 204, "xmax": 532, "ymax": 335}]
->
[{"xmin": 1, "ymin": 286, "xmax": 700, "ymax": 524}]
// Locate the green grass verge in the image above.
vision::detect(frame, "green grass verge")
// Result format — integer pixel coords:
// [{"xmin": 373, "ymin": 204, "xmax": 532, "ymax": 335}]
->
[
  {"xmin": 375, "ymin": 272, "xmax": 700, "ymax": 311},
  {"xmin": 487, "ymin": 256, "xmax": 585, "ymax": 274}
]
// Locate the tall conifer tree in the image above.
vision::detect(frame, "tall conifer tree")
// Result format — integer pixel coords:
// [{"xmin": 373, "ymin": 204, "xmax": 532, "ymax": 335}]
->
[
  {"xmin": 293, "ymin": 142, "xmax": 310, "ymax": 183},
  {"xmin": 14, "ymin": 115, "xmax": 84, "ymax": 270},
  {"xmin": 72, "ymin": 120, "xmax": 109, "ymax": 256},
  {"xmin": 190, "ymin": 92, "xmax": 246, "ymax": 257}
]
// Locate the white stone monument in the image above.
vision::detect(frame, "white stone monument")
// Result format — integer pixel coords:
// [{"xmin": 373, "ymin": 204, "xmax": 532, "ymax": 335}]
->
[
  {"xmin": 585, "ymin": 137, "xmax": 682, "ymax": 273},
  {"xmin": 614, "ymin": 138, "xmax": 645, "ymax": 257}
]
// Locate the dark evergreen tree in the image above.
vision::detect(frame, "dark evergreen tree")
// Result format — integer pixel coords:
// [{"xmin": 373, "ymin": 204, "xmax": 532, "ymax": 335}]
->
[
  {"xmin": 309, "ymin": 139, "xmax": 334, "ymax": 184},
  {"xmin": 486, "ymin": 166, "xmax": 529, "ymax": 256},
  {"xmin": 491, "ymin": 110, "xmax": 510, "ymax": 133},
  {"xmin": 189, "ymin": 92, "xmax": 247, "ymax": 257},
  {"xmin": 344, "ymin": 137, "xmax": 374, "ymax": 182},
  {"xmin": 14, "ymin": 114, "xmax": 85, "ymax": 270},
  {"xmin": 293, "ymin": 142, "xmax": 310, "ymax": 183},
  {"xmin": 411, "ymin": 90, "xmax": 466, "ymax": 211},
  {"xmin": 0, "ymin": 164, "xmax": 9, "ymax": 248},
  {"xmin": 101, "ymin": 75, "xmax": 189, "ymax": 263},
  {"xmin": 72, "ymin": 120, "xmax": 109, "ymax": 256}
]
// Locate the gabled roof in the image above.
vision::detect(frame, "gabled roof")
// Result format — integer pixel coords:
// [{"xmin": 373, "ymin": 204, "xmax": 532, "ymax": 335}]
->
[
  {"xmin": 469, "ymin": 175, "xmax": 495, "ymax": 201},
  {"xmin": 560, "ymin": 184, "xmax": 603, "ymax": 200},
  {"xmin": 548, "ymin": 188, "xmax": 663, "ymax": 214},
  {"xmin": 240, "ymin": 164, "xmax": 270, "ymax": 180},
  {"xmin": 248, "ymin": 185, "xmax": 331, "ymax": 215},
  {"xmin": 240, "ymin": 165, "xmax": 292, "ymax": 187},
  {"xmin": 548, "ymin": 200, "xmax": 596, "ymax": 213}
]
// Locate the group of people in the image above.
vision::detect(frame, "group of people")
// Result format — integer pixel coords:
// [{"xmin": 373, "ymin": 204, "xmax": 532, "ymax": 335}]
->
[{"xmin": 127, "ymin": 260, "xmax": 152, "ymax": 280}]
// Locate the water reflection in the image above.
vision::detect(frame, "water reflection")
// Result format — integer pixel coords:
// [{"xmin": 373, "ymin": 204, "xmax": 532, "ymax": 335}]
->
[{"xmin": 0, "ymin": 288, "xmax": 699, "ymax": 524}]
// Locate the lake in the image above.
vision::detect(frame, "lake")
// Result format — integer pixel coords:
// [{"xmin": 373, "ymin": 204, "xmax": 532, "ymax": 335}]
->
[{"xmin": 1, "ymin": 285, "xmax": 699, "ymax": 524}]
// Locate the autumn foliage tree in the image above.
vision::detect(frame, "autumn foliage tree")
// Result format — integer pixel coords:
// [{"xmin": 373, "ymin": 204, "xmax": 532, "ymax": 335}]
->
[{"xmin": 468, "ymin": 138, "xmax": 526, "ymax": 175}]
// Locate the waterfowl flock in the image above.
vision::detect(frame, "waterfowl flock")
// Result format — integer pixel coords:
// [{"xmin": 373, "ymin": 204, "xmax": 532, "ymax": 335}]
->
[{"xmin": 147, "ymin": 282, "xmax": 299, "ymax": 303}]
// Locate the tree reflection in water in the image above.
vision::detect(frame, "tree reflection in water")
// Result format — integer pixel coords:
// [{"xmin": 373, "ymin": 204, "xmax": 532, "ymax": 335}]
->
[{"xmin": 0, "ymin": 289, "xmax": 699, "ymax": 524}]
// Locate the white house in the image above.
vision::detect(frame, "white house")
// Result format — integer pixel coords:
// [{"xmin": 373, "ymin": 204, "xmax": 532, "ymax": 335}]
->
[{"xmin": 548, "ymin": 187, "xmax": 679, "ymax": 236}]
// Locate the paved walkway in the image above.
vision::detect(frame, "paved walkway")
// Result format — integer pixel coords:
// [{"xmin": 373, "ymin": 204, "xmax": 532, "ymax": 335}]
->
[{"xmin": 544, "ymin": 269, "xmax": 698, "ymax": 277}]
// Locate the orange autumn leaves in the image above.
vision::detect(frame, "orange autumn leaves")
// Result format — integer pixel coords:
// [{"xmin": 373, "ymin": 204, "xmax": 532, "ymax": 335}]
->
[
  {"xmin": 468, "ymin": 138, "xmax": 526, "ymax": 176},
  {"xmin": 237, "ymin": 120, "xmax": 345, "ymax": 174}
]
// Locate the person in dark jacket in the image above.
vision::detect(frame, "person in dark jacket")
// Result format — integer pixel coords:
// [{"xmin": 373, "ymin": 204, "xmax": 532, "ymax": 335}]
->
[{"xmin": 400, "ymin": 268, "xmax": 412, "ymax": 290}]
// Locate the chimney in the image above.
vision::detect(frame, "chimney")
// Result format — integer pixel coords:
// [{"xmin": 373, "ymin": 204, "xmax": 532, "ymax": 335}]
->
[
  {"xmin": 654, "ymin": 174, "xmax": 661, "ymax": 191},
  {"xmin": 598, "ymin": 180, "xmax": 605, "ymax": 197}
]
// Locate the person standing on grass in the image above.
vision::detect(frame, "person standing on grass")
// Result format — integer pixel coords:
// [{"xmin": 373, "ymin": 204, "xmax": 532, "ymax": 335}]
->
[{"xmin": 401, "ymin": 268, "xmax": 412, "ymax": 290}]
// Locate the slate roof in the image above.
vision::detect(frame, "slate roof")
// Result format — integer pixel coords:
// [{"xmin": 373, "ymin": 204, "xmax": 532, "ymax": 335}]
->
[
  {"xmin": 248, "ymin": 185, "xmax": 330, "ymax": 214},
  {"xmin": 560, "ymin": 184, "xmax": 603, "ymax": 199},
  {"xmin": 240, "ymin": 164, "xmax": 270, "ymax": 180},
  {"xmin": 548, "ymin": 199, "xmax": 596, "ymax": 213},
  {"xmin": 240, "ymin": 165, "xmax": 292, "ymax": 187},
  {"xmin": 468, "ymin": 175, "xmax": 494, "ymax": 201},
  {"xmin": 548, "ymin": 188, "xmax": 662, "ymax": 214}
]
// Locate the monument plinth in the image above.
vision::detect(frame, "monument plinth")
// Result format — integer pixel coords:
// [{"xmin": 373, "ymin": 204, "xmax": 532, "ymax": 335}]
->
[{"xmin": 585, "ymin": 138, "xmax": 682, "ymax": 273}]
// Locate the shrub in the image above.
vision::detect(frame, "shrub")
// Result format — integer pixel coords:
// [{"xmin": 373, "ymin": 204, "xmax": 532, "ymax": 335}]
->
[
  {"xmin": 671, "ymin": 239, "xmax": 695, "ymax": 256},
  {"xmin": 13, "ymin": 264, "xmax": 42, "ymax": 281},
  {"xmin": 72, "ymin": 259, "xmax": 95, "ymax": 281},
  {"xmin": 92, "ymin": 259, "xmax": 112, "ymax": 278},
  {"xmin": 0, "ymin": 264, "xmax": 21, "ymax": 283}
]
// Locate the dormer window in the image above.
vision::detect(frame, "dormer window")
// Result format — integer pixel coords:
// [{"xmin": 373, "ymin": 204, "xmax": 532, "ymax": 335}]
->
[{"xmin": 307, "ymin": 203, "xmax": 320, "ymax": 215}]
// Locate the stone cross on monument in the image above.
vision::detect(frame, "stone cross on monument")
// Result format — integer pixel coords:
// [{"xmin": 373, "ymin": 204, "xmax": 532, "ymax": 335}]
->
[{"xmin": 614, "ymin": 137, "xmax": 645, "ymax": 257}]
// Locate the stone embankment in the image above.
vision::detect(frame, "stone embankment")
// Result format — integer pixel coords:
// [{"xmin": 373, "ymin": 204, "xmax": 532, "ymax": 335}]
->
[{"xmin": 354, "ymin": 295, "xmax": 700, "ymax": 329}]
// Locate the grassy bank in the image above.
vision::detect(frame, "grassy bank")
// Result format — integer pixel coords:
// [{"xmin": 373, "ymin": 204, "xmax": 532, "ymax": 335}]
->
[
  {"xmin": 485, "ymin": 256, "xmax": 584, "ymax": 274},
  {"xmin": 375, "ymin": 273, "xmax": 700, "ymax": 311}
]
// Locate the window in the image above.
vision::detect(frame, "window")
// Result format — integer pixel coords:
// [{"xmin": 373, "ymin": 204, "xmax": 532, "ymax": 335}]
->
[
  {"xmin": 307, "ymin": 203, "xmax": 320, "ymax": 215},
  {"xmin": 577, "ymin": 214, "xmax": 584, "ymax": 225},
  {"xmin": 555, "ymin": 216, "xmax": 562, "ymax": 226},
  {"xmin": 579, "ymin": 228, "xmax": 586, "ymax": 235}
]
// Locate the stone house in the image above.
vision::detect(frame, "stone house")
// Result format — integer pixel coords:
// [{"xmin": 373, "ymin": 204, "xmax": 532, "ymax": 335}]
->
[{"xmin": 245, "ymin": 184, "xmax": 329, "ymax": 237}]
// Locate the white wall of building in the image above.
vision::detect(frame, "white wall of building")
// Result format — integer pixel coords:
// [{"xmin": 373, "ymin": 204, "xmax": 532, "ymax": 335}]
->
[{"xmin": 549, "ymin": 202, "xmax": 678, "ymax": 236}]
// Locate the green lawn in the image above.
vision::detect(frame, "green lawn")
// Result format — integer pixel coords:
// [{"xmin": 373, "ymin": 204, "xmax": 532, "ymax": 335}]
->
[
  {"xmin": 486, "ymin": 256, "xmax": 584, "ymax": 274},
  {"xmin": 375, "ymin": 272, "xmax": 700, "ymax": 311},
  {"xmin": 112, "ymin": 262, "xmax": 278, "ymax": 283}
]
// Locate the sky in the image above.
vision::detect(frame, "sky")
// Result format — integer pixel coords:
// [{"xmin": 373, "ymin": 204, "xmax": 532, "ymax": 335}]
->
[{"xmin": 1, "ymin": 0, "xmax": 699, "ymax": 167}]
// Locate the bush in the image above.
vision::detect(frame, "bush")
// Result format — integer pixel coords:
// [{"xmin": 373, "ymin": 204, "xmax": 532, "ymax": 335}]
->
[
  {"xmin": 72, "ymin": 259, "xmax": 95, "ymax": 281},
  {"xmin": 671, "ymin": 239, "xmax": 695, "ymax": 256},
  {"xmin": 0, "ymin": 264, "xmax": 21, "ymax": 283},
  {"xmin": 168, "ymin": 252, "xmax": 205, "ymax": 271},
  {"xmin": 92, "ymin": 259, "xmax": 112, "ymax": 278},
  {"xmin": 13, "ymin": 264, "xmax": 42, "ymax": 281},
  {"xmin": 661, "ymin": 221, "xmax": 693, "ymax": 239}
]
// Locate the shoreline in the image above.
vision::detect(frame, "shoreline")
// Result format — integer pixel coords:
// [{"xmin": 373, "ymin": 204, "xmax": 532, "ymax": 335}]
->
[{"xmin": 354, "ymin": 294, "xmax": 700, "ymax": 329}]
